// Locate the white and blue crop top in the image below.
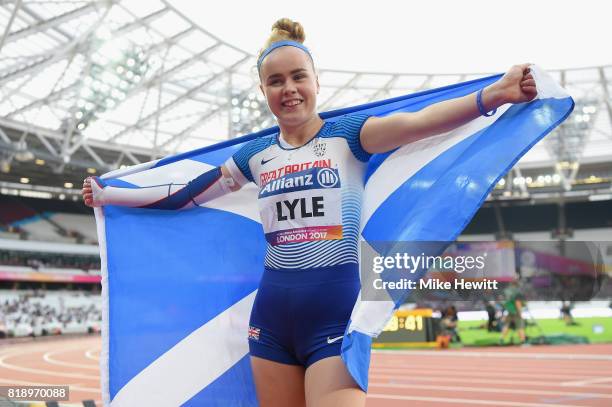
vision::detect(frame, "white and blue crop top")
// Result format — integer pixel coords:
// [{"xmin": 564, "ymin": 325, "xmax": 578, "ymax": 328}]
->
[{"xmin": 224, "ymin": 114, "xmax": 371, "ymax": 270}]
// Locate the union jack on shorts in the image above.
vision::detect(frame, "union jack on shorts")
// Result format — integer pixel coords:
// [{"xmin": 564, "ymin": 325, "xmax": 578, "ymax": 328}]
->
[{"xmin": 248, "ymin": 326, "xmax": 261, "ymax": 341}]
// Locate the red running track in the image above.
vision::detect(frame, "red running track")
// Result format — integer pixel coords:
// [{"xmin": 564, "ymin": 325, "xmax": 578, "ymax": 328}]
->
[
  {"xmin": 1, "ymin": 336, "xmax": 611, "ymax": 406},
  {"xmin": 0, "ymin": 336, "xmax": 102, "ymax": 405}
]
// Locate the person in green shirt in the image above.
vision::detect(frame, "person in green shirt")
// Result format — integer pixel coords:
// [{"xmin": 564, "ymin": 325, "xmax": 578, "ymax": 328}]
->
[{"xmin": 500, "ymin": 281, "xmax": 526, "ymax": 345}]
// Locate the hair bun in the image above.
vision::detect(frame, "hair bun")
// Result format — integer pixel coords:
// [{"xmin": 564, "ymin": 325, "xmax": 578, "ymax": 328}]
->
[
  {"xmin": 269, "ymin": 18, "xmax": 305, "ymax": 44},
  {"xmin": 257, "ymin": 18, "xmax": 310, "ymax": 73}
]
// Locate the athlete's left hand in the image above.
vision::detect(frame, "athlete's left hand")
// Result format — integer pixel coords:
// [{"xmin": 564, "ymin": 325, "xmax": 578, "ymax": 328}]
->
[{"xmin": 492, "ymin": 63, "xmax": 538, "ymax": 105}]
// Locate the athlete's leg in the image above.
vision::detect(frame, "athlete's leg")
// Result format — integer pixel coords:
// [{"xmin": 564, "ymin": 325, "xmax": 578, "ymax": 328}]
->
[
  {"xmin": 251, "ymin": 356, "xmax": 306, "ymax": 407},
  {"xmin": 249, "ymin": 270, "xmax": 305, "ymax": 406},
  {"xmin": 304, "ymin": 356, "xmax": 365, "ymax": 407},
  {"xmin": 517, "ymin": 316, "xmax": 526, "ymax": 343},
  {"xmin": 499, "ymin": 315, "xmax": 510, "ymax": 343}
]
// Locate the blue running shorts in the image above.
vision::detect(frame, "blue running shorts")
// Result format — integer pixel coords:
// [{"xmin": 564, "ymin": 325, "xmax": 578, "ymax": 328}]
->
[{"xmin": 248, "ymin": 263, "xmax": 360, "ymax": 368}]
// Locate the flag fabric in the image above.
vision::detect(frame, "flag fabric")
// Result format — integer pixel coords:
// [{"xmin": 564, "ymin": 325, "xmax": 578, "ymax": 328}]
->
[{"xmin": 94, "ymin": 66, "xmax": 573, "ymax": 406}]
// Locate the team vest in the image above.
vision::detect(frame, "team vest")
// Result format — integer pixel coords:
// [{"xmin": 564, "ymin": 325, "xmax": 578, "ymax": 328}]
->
[{"xmin": 225, "ymin": 114, "xmax": 371, "ymax": 270}]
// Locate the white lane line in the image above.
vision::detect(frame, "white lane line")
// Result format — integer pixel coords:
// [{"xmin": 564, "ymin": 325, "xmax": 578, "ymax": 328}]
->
[
  {"xmin": 0, "ymin": 377, "xmax": 100, "ymax": 393},
  {"xmin": 43, "ymin": 350, "xmax": 99, "ymax": 370},
  {"xmin": 371, "ymin": 361, "xmax": 612, "ymax": 376},
  {"xmin": 562, "ymin": 377, "xmax": 612, "ymax": 386},
  {"xmin": 0, "ymin": 349, "xmax": 99, "ymax": 380},
  {"xmin": 370, "ymin": 360, "xmax": 612, "ymax": 374},
  {"xmin": 373, "ymin": 349, "xmax": 612, "ymax": 361},
  {"xmin": 85, "ymin": 348, "xmax": 100, "ymax": 361},
  {"xmin": 369, "ymin": 373, "xmax": 612, "ymax": 390},
  {"xmin": 369, "ymin": 381, "xmax": 612, "ymax": 399},
  {"xmin": 370, "ymin": 366, "xmax": 603, "ymax": 380},
  {"xmin": 0, "ymin": 340, "xmax": 97, "ymax": 351},
  {"xmin": 367, "ymin": 393, "xmax": 586, "ymax": 407}
]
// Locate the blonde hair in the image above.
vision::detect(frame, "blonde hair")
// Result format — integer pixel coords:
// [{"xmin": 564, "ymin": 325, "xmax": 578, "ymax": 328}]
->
[{"xmin": 258, "ymin": 18, "xmax": 306, "ymax": 61}]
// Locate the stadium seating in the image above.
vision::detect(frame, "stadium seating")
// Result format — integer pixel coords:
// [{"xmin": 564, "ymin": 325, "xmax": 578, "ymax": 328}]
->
[
  {"xmin": 18, "ymin": 216, "xmax": 79, "ymax": 243},
  {"xmin": 0, "ymin": 195, "xmax": 95, "ymax": 243},
  {"xmin": 0, "ymin": 200, "xmax": 37, "ymax": 224},
  {"xmin": 51, "ymin": 213, "xmax": 98, "ymax": 243},
  {"xmin": 0, "ymin": 289, "xmax": 102, "ymax": 338}
]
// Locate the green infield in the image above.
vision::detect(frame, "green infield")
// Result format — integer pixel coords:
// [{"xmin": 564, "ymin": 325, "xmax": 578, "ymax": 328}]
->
[{"xmin": 458, "ymin": 317, "xmax": 612, "ymax": 346}]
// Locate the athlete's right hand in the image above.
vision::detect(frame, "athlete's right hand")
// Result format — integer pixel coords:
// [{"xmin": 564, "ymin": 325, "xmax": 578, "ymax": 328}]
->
[{"xmin": 82, "ymin": 177, "xmax": 94, "ymax": 207}]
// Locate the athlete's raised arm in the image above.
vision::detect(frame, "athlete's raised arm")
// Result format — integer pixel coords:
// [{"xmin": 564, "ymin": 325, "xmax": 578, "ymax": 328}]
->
[
  {"xmin": 359, "ymin": 64, "xmax": 538, "ymax": 154},
  {"xmin": 82, "ymin": 165, "xmax": 241, "ymax": 209}
]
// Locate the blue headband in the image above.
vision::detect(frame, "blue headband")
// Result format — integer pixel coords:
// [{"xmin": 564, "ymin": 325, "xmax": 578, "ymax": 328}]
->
[{"xmin": 257, "ymin": 40, "xmax": 312, "ymax": 72}]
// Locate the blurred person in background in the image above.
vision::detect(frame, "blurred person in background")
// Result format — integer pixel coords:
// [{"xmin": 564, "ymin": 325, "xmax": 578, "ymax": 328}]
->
[
  {"xmin": 560, "ymin": 300, "xmax": 577, "ymax": 326},
  {"xmin": 440, "ymin": 305, "xmax": 461, "ymax": 343},
  {"xmin": 499, "ymin": 280, "xmax": 526, "ymax": 345},
  {"xmin": 485, "ymin": 300, "xmax": 503, "ymax": 332}
]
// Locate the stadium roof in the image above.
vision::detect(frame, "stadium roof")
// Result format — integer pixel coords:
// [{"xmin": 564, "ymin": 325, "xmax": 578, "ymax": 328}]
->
[{"xmin": 0, "ymin": 0, "xmax": 611, "ymax": 203}]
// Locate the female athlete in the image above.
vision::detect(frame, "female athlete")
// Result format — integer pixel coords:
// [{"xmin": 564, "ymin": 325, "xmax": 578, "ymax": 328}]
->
[{"xmin": 83, "ymin": 18, "xmax": 537, "ymax": 407}]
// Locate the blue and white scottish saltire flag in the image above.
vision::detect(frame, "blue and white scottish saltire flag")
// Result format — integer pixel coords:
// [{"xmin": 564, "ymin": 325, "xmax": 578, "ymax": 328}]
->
[{"xmin": 94, "ymin": 66, "xmax": 573, "ymax": 406}]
